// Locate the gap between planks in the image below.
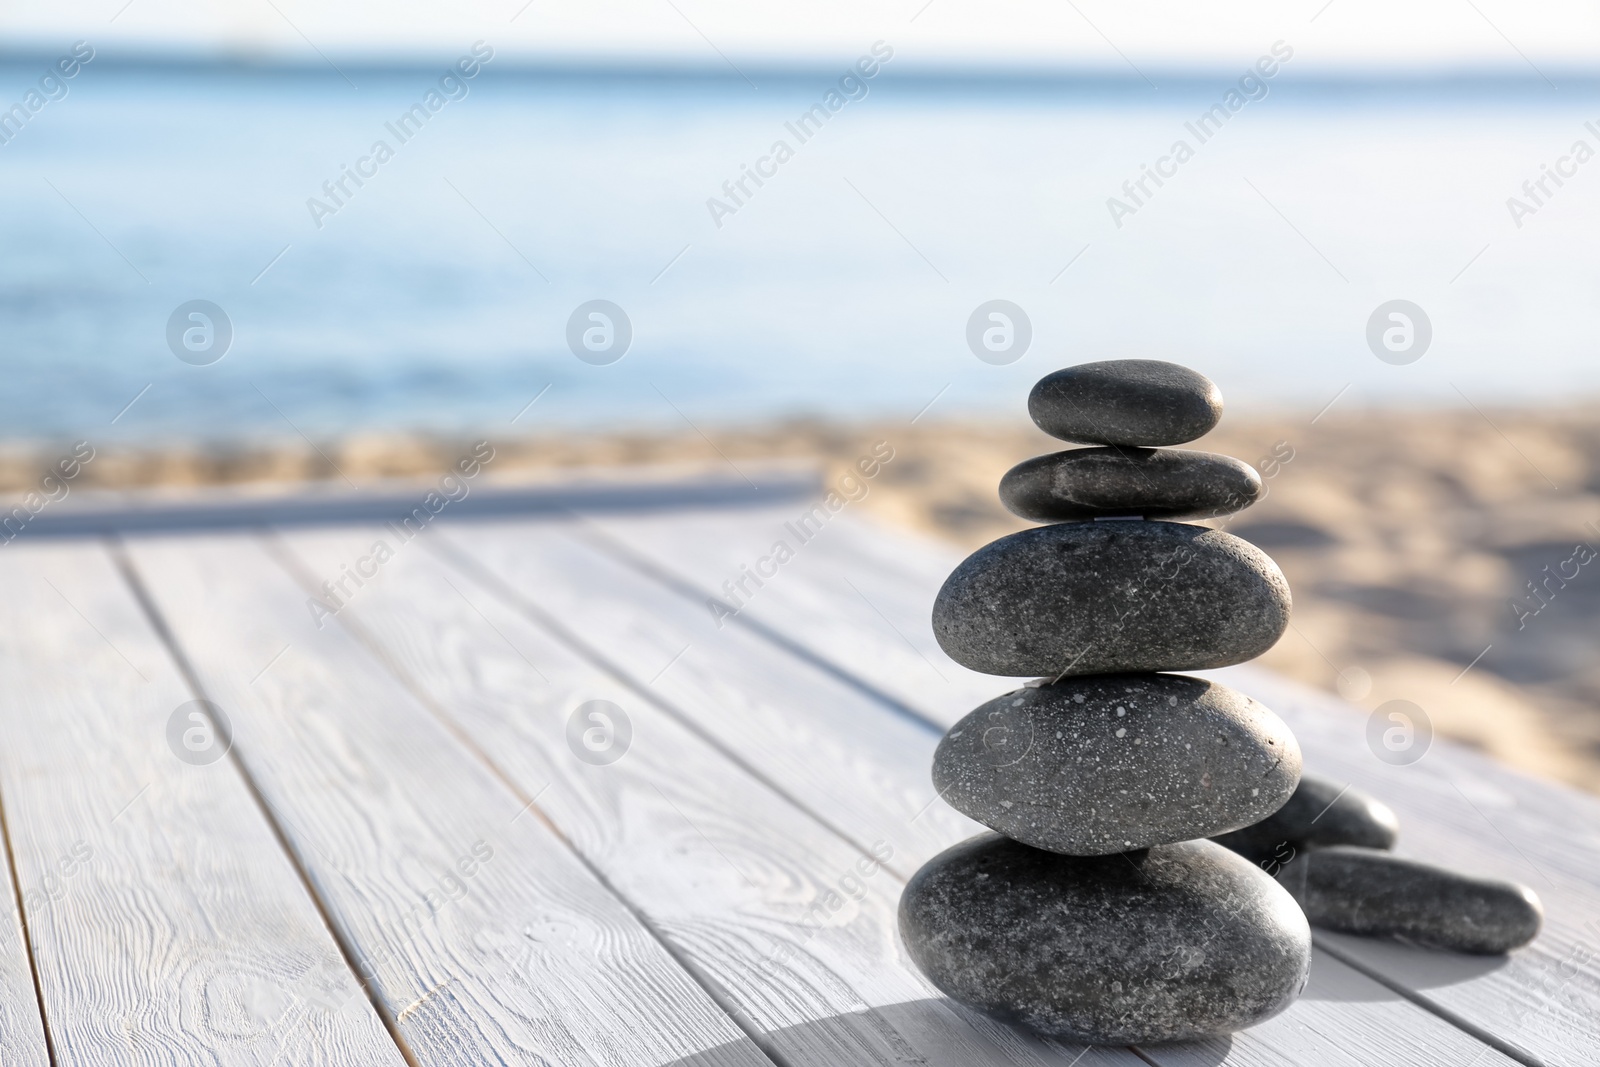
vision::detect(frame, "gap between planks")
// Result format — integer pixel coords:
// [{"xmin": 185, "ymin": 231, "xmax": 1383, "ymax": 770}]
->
[
  {"xmin": 1313, "ymin": 938, "xmax": 1547, "ymax": 1067},
  {"xmin": 107, "ymin": 537, "xmax": 428, "ymax": 1067},
  {"xmin": 0, "ymin": 761, "xmax": 57, "ymax": 1067}
]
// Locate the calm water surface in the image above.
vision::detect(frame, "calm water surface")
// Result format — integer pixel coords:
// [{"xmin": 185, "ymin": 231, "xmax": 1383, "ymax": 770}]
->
[{"xmin": 0, "ymin": 58, "xmax": 1595, "ymax": 444}]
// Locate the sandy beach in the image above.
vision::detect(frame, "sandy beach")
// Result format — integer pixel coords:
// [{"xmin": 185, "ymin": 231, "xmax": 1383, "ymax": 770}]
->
[{"xmin": 6, "ymin": 407, "xmax": 1597, "ymax": 792}]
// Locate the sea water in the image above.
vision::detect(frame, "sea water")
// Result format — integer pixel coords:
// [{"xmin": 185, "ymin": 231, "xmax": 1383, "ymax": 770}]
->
[{"xmin": 0, "ymin": 57, "xmax": 1596, "ymax": 444}]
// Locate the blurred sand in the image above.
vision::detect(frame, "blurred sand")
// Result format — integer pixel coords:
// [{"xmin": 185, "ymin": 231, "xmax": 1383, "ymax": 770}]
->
[{"xmin": 5, "ymin": 409, "xmax": 1598, "ymax": 791}]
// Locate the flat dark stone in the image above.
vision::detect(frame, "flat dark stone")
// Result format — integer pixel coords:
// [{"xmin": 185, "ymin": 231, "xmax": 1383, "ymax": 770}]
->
[
  {"xmin": 1298, "ymin": 846, "xmax": 1542, "ymax": 954},
  {"xmin": 999, "ymin": 447, "xmax": 1262, "ymax": 522},
  {"xmin": 933, "ymin": 521, "xmax": 1291, "ymax": 677},
  {"xmin": 899, "ymin": 834, "xmax": 1311, "ymax": 1043},
  {"xmin": 933, "ymin": 674, "xmax": 1301, "ymax": 855},
  {"xmin": 1029, "ymin": 360, "xmax": 1223, "ymax": 446},
  {"xmin": 1212, "ymin": 773, "xmax": 1399, "ymax": 864}
]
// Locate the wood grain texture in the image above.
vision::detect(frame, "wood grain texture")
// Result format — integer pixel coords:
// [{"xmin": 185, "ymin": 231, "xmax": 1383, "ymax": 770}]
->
[
  {"xmin": 1213, "ymin": 665, "xmax": 1600, "ymax": 1067},
  {"xmin": 0, "ymin": 549, "xmax": 53, "ymax": 1066},
  {"xmin": 121, "ymin": 532, "xmax": 767, "ymax": 1067},
  {"xmin": 0, "ymin": 541, "xmax": 402, "ymax": 1065},
  {"xmin": 599, "ymin": 507, "xmax": 1600, "ymax": 1066},
  {"xmin": 583, "ymin": 505, "xmax": 1002, "ymax": 725},
  {"xmin": 444, "ymin": 517, "xmax": 1520, "ymax": 1067},
  {"xmin": 439, "ymin": 518, "xmax": 980, "ymax": 882},
  {"xmin": 277, "ymin": 523, "xmax": 1146, "ymax": 1067}
]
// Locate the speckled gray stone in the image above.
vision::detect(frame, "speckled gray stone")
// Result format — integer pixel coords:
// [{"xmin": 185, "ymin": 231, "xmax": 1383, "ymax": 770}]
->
[
  {"xmin": 1029, "ymin": 360, "xmax": 1223, "ymax": 446},
  {"xmin": 1212, "ymin": 773, "xmax": 1399, "ymax": 864},
  {"xmin": 1298, "ymin": 846, "xmax": 1542, "ymax": 954},
  {"xmin": 932, "ymin": 520, "xmax": 1292, "ymax": 677},
  {"xmin": 899, "ymin": 834, "xmax": 1311, "ymax": 1043},
  {"xmin": 933, "ymin": 674, "xmax": 1301, "ymax": 855},
  {"xmin": 1000, "ymin": 447, "xmax": 1263, "ymax": 523}
]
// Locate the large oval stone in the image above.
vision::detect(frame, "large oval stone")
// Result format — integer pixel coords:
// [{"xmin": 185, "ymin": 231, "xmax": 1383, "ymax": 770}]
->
[
  {"xmin": 933, "ymin": 521, "xmax": 1291, "ymax": 677},
  {"xmin": 1029, "ymin": 360, "xmax": 1222, "ymax": 446},
  {"xmin": 1299, "ymin": 847, "xmax": 1542, "ymax": 954},
  {"xmin": 1213, "ymin": 773, "xmax": 1399, "ymax": 864},
  {"xmin": 1000, "ymin": 447, "xmax": 1262, "ymax": 522},
  {"xmin": 933, "ymin": 674, "xmax": 1301, "ymax": 855},
  {"xmin": 899, "ymin": 834, "xmax": 1311, "ymax": 1044}
]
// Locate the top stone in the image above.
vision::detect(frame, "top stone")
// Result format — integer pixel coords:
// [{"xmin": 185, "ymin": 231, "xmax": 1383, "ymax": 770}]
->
[{"xmin": 1030, "ymin": 360, "xmax": 1223, "ymax": 446}]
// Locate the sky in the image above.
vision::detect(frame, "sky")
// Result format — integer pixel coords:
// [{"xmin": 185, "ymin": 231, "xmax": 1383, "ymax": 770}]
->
[{"xmin": 1, "ymin": 0, "xmax": 1597, "ymax": 72}]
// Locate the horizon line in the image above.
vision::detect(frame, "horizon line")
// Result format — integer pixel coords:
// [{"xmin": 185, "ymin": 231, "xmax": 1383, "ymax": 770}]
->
[{"xmin": 0, "ymin": 46, "xmax": 1596, "ymax": 89}]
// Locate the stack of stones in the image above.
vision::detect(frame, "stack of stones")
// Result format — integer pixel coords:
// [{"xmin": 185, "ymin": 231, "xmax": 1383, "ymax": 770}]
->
[{"xmin": 898, "ymin": 360, "xmax": 1542, "ymax": 1046}]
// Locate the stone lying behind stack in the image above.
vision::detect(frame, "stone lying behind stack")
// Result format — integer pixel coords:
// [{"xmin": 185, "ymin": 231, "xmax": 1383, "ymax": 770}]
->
[
  {"xmin": 1213, "ymin": 773, "xmax": 1543, "ymax": 954},
  {"xmin": 1212, "ymin": 772, "xmax": 1399, "ymax": 863},
  {"xmin": 1298, "ymin": 848, "xmax": 1542, "ymax": 954},
  {"xmin": 903, "ymin": 358, "xmax": 1313, "ymax": 1045}
]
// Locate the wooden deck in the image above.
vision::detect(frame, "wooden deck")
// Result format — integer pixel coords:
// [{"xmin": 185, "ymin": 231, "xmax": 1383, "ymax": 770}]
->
[{"xmin": 0, "ymin": 476, "xmax": 1595, "ymax": 1066}]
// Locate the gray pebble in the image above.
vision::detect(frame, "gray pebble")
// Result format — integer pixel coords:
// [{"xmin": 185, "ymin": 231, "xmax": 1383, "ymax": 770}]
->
[
  {"xmin": 1000, "ymin": 447, "xmax": 1262, "ymax": 523},
  {"xmin": 1297, "ymin": 846, "xmax": 1542, "ymax": 954},
  {"xmin": 934, "ymin": 674, "xmax": 1301, "ymax": 855},
  {"xmin": 1029, "ymin": 360, "xmax": 1223, "ymax": 446},
  {"xmin": 1212, "ymin": 773, "xmax": 1399, "ymax": 864},
  {"xmin": 899, "ymin": 834, "xmax": 1311, "ymax": 1044},
  {"xmin": 933, "ymin": 520, "xmax": 1291, "ymax": 677}
]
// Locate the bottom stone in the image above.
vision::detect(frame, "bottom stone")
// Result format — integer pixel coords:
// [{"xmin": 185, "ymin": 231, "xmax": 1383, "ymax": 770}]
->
[{"xmin": 899, "ymin": 834, "xmax": 1311, "ymax": 1044}]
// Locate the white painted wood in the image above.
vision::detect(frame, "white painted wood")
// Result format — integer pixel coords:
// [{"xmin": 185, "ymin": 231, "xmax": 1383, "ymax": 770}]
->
[
  {"xmin": 0, "ymin": 557, "xmax": 53, "ymax": 1066},
  {"xmin": 1213, "ymin": 664, "xmax": 1600, "ymax": 1067},
  {"xmin": 443, "ymin": 517, "xmax": 1521, "ymax": 1067},
  {"xmin": 438, "ymin": 518, "xmax": 982, "ymax": 883},
  {"xmin": 0, "ymin": 541, "xmax": 402, "ymax": 1065},
  {"xmin": 278, "ymin": 523, "xmax": 1145, "ymax": 1067},
  {"xmin": 599, "ymin": 508, "xmax": 1600, "ymax": 1066},
  {"xmin": 584, "ymin": 505, "xmax": 1002, "ymax": 725},
  {"xmin": 121, "ymin": 532, "xmax": 769, "ymax": 1067}
]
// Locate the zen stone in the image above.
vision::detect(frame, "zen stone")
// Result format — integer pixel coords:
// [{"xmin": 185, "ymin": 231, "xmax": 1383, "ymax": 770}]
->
[
  {"xmin": 899, "ymin": 834, "xmax": 1311, "ymax": 1044},
  {"xmin": 1298, "ymin": 846, "xmax": 1542, "ymax": 954},
  {"xmin": 933, "ymin": 674, "xmax": 1301, "ymax": 855},
  {"xmin": 1029, "ymin": 360, "xmax": 1223, "ymax": 446},
  {"xmin": 933, "ymin": 520, "xmax": 1291, "ymax": 677},
  {"xmin": 1213, "ymin": 773, "xmax": 1399, "ymax": 864},
  {"xmin": 1000, "ymin": 447, "xmax": 1262, "ymax": 523}
]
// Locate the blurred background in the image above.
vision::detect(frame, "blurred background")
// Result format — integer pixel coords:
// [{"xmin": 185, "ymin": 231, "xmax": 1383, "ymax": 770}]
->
[{"xmin": 3, "ymin": 1, "xmax": 1599, "ymax": 788}]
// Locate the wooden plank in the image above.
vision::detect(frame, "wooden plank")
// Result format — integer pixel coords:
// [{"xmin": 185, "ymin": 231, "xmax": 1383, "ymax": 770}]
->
[
  {"xmin": 120, "ymin": 532, "xmax": 769, "ymax": 1067},
  {"xmin": 1213, "ymin": 665, "xmax": 1600, "ymax": 1067},
  {"xmin": 597, "ymin": 507, "xmax": 1600, "ymax": 1066},
  {"xmin": 581, "ymin": 505, "xmax": 1000, "ymax": 725},
  {"xmin": 441, "ymin": 516, "xmax": 1521, "ymax": 1067},
  {"xmin": 436, "ymin": 518, "xmax": 982, "ymax": 882},
  {"xmin": 0, "ymin": 541, "xmax": 402, "ymax": 1065},
  {"xmin": 0, "ymin": 560, "xmax": 53, "ymax": 1065},
  {"xmin": 276, "ymin": 523, "xmax": 1142, "ymax": 1067}
]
